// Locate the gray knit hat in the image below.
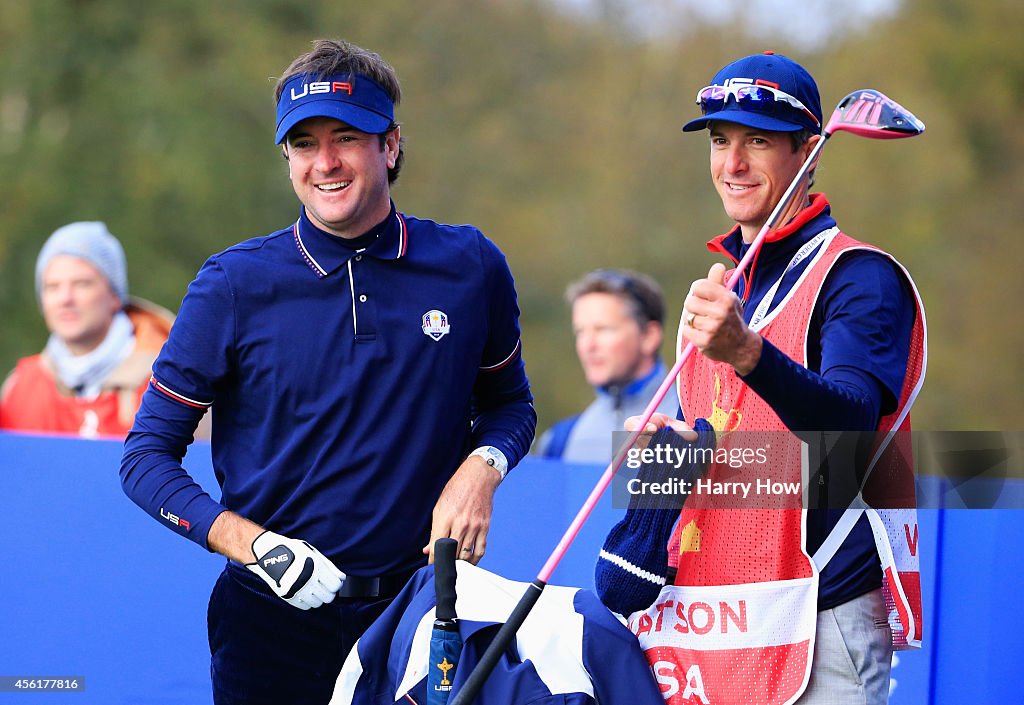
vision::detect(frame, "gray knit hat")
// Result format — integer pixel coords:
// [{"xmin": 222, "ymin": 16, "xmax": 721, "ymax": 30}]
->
[{"xmin": 35, "ymin": 222, "xmax": 128, "ymax": 303}]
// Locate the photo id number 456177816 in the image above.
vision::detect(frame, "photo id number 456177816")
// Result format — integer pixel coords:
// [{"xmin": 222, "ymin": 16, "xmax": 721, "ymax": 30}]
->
[{"xmin": 0, "ymin": 676, "xmax": 84, "ymax": 691}]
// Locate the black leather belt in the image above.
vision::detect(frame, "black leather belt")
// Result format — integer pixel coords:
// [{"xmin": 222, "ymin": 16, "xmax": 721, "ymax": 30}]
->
[
  {"xmin": 225, "ymin": 560, "xmax": 416, "ymax": 600},
  {"xmin": 339, "ymin": 570, "xmax": 414, "ymax": 598}
]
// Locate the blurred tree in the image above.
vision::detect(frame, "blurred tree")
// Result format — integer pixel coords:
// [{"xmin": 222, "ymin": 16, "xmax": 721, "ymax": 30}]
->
[{"xmin": 0, "ymin": 0, "xmax": 1018, "ymax": 438}]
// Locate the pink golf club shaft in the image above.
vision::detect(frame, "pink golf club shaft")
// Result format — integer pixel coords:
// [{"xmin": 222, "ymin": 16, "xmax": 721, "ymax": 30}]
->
[{"xmin": 451, "ymin": 91, "xmax": 924, "ymax": 705}]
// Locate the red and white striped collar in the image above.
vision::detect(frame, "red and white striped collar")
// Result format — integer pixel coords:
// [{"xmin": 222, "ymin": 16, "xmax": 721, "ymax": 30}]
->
[{"xmin": 292, "ymin": 206, "xmax": 408, "ymax": 279}]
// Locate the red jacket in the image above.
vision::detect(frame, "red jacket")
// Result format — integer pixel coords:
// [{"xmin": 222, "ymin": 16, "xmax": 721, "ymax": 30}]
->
[{"xmin": 0, "ymin": 300, "xmax": 174, "ymax": 438}]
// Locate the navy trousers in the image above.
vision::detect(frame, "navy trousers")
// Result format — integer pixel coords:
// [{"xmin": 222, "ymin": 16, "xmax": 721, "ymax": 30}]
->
[{"xmin": 208, "ymin": 564, "xmax": 405, "ymax": 705}]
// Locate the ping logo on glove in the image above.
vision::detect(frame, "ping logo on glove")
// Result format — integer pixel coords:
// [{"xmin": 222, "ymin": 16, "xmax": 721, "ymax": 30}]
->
[
  {"xmin": 258, "ymin": 545, "xmax": 294, "ymax": 585},
  {"xmin": 247, "ymin": 531, "xmax": 345, "ymax": 610}
]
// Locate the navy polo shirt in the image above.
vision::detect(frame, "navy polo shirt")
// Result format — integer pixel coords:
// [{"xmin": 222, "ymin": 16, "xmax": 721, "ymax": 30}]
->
[
  {"xmin": 704, "ymin": 194, "xmax": 915, "ymax": 610},
  {"xmin": 121, "ymin": 204, "xmax": 535, "ymax": 576}
]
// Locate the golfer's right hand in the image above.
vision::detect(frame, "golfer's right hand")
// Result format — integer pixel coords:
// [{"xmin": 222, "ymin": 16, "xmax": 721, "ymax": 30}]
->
[{"xmin": 246, "ymin": 530, "xmax": 345, "ymax": 610}]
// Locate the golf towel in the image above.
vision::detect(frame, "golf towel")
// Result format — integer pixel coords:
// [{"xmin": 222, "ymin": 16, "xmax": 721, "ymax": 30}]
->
[{"xmin": 331, "ymin": 561, "xmax": 664, "ymax": 705}]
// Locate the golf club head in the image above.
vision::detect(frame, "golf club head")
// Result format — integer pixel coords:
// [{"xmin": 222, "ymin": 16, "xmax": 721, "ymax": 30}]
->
[{"xmin": 825, "ymin": 89, "xmax": 925, "ymax": 139}]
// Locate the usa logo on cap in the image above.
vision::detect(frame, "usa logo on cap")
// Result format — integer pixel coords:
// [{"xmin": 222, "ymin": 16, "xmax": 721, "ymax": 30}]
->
[{"xmin": 422, "ymin": 310, "xmax": 451, "ymax": 341}]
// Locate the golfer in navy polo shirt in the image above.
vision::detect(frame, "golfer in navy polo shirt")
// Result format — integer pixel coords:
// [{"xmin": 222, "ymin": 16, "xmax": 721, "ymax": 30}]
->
[{"xmin": 120, "ymin": 38, "xmax": 536, "ymax": 704}]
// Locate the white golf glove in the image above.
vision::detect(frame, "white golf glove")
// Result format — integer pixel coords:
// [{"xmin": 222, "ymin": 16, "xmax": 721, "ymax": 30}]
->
[{"xmin": 246, "ymin": 531, "xmax": 345, "ymax": 610}]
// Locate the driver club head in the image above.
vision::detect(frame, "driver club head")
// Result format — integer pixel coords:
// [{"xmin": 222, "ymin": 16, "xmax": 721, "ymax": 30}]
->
[{"xmin": 825, "ymin": 89, "xmax": 926, "ymax": 139}]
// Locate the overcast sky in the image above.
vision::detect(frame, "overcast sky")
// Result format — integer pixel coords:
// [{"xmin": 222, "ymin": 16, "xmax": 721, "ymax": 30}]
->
[{"xmin": 547, "ymin": 0, "xmax": 902, "ymax": 49}]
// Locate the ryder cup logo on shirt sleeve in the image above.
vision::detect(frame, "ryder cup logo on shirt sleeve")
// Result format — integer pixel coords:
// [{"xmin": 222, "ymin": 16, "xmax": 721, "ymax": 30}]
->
[{"xmin": 422, "ymin": 310, "xmax": 451, "ymax": 341}]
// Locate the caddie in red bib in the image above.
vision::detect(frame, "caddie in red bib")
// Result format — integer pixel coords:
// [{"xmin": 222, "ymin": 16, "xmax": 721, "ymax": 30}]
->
[{"xmin": 595, "ymin": 52, "xmax": 925, "ymax": 705}]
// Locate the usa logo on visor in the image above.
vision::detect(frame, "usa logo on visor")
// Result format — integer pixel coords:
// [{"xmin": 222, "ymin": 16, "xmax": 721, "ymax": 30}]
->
[
  {"xmin": 422, "ymin": 310, "xmax": 451, "ymax": 341},
  {"xmin": 275, "ymin": 72, "xmax": 395, "ymax": 143}
]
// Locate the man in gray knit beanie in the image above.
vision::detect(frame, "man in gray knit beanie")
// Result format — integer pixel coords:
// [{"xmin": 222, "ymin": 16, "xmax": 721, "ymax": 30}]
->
[
  {"xmin": 1, "ymin": 221, "xmax": 176, "ymax": 438},
  {"xmin": 34, "ymin": 221, "xmax": 129, "ymax": 305}
]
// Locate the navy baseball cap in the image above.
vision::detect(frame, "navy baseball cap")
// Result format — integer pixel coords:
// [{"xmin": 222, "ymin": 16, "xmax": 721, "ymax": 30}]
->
[
  {"xmin": 682, "ymin": 52, "xmax": 822, "ymax": 134},
  {"xmin": 275, "ymin": 72, "xmax": 395, "ymax": 144}
]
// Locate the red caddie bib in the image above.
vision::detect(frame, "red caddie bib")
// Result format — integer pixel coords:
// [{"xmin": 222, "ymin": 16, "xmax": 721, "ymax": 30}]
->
[{"xmin": 629, "ymin": 229, "xmax": 926, "ymax": 705}]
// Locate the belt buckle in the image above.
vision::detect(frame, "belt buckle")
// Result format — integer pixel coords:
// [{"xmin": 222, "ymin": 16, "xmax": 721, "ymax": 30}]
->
[{"xmin": 340, "ymin": 575, "xmax": 382, "ymax": 598}]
